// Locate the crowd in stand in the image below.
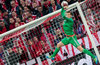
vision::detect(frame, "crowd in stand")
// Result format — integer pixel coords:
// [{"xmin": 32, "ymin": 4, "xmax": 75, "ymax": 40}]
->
[
  {"xmin": 0, "ymin": 0, "xmax": 85, "ymax": 34},
  {"xmin": 0, "ymin": 0, "xmax": 100, "ymax": 65}
]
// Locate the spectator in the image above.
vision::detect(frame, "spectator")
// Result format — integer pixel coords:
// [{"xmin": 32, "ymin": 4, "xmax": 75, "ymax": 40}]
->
[
  {"xmin": 97, "ymin": 21, "xmax": 100, "ymax": 30},
  {"xmin": 0, "ymin": 1, "xmax": 6, "ymax": 12},
  {"xmin": 33, "ymin": 36, "xmax": 42, "ymax": 56},
  {"xmin": 54, "ymin": 29, "xmax": 65, "ymax": 45},
  {"xmin": 3, "ymin": 11, "xmax": 9, "ymax": 25},
  {"xmin": 87, "ymin": 9, "xmax": 94, "ymax": 20},
  {"xmin": 31, "ymin": 25, "xmax": 42, "ymax": 39},
  {"xmin": 31, "ymin": 2, "xmax": 38, "ymax": 15},
  {"xmin": 0, "ymin": 11, "xmax": 3, "ymax": 20},
  {"xmin": 22, "ymin": 12, "xmax": 28, "ymax": 22},
  {"xmin": 40, "ymin": 40, "xmax": 51, "ymax": 53},
  {"xmin": 95, "ymin": 18, "xmax": 100, "ymax": 31},
  {"xmin": 0, "ymin": 46, "xmax": 4, "ymax": 59},
  {"xmin": 26, "ymin": 11, "xmax": 36, "ymax": 20},
  {"xmin": 9, "ymin": 18, "xmax": 15, "ymax": 30},
  {"xmin": 13, "ymin": 40, "xmax": 19, "ymax": 53},
  {"xmin": 0, "ymin": 20, "xmax": 9, "ymax": 34},
  {"xmin": 28, "ymin": 16, "xmax": 34, "ymax": 22},
  {"xmin": 15, "ymin": 22, "xmax": 20, "ymax": 28},
  {"xmin": 23, "ymin": 11, "xmax": 36, "ymax": 23},
  {"xmin": 13, "ymin": 40, "xmax": 27, "ymax": 52},
  {"xmin": 11, "ymin": 11, "xmax": 18, "ymax": 19},
  {"xmin": 17, "ymin": 47, "xmax": 28, "ymax": 63},
  {"xmin": 23, "ymin": 6, "xmax": 30, "ymax": 12},
  {"xmin": 22, "ymin": 11, "xmax": 31, "ymax": 22},
  {"xmin": 66, "ymin": 0, "xmax": 75, "ymax": 5},
  {"xmin": 4, "ymin": 39, "xmax": 14, "ymax": 50},
  {"xmin": 74, "ymin": 20, "xmax": 86, "ymax": 39},
  {"xmin": 49, "ymin": 0, "xmax": 61, "ymax": 13},
  {"xmin": 0, "ymin": 46, "xmax": 4, "ymax": 65},
  {"xmin": 55, "ymin": 0, "xmax": 60, "ymax": 4},
  {"xmin": 25, "ymin": 0, "xmax": 31, "ymax": 7},
  {"xmin": 49, "ymin": 18, "xmax": 61, "ymax": 33},
  {"xmin": 43, "ymin": 21, "xmax": 55, "ymax": 34},
  {"xmin": 31, "ymin": 0, "xmax": 41, "ymax": 6},
  {"xmin": 15, "ymin": 17, "xmax": 25, "ymax": 25},
  {"xmin": 37, "ymin": 6, "xmax": 46, "ymax": 18},
  {"xmin": 41, "ymin": 28, "xmax": 55, "ymax": 48},
  {"xmin": 33, "ymin": 36, "xmax": 40, "ymax": 46},
  {"xmin": 10, "ymin": 1, "xmax": 21, "ymax": 16},
  {"xmin": 59, "ymin": 21, "xmax": 64, "ymax": 32},
  {"xmin": 73, "ymin": 17, "xmax": 86, "ymax": 38},
  {"xmin": 18, "ymin": 0, "xmax": 26, "ymax": 10},
  {"xmin": 87, "ymin": 8, "xmax": 97, "ymax": 33},
  {"xmin": 0, "ymin": 58, "xmax": 4, "ymax": 65},
  {"xmin": 7, "ymin": 48, "xmax": 19, "ymax": 65},
  {"xmin": 13, "ymin": 41, "xmax": 21, "ymax": 55},
  {"xmin": 4, "ymin": 0, "xmax": 12, "ymax": 11},
  {"xmin": 27, "ymin": 40, "xmax": 36, "ymax": 59},
  {"xmin": 43, "ymin": 0, "xmax": 51, "ymax": 14},
  {"xmin": 13, "ymin": 40, "xmax": 28, "ymax": 63}
]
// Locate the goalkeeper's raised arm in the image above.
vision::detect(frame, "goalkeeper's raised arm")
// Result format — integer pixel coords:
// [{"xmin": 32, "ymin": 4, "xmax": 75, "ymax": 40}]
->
[{"xmin": 61, "ymin": 1, "xmax": 73, "ymax": 22}]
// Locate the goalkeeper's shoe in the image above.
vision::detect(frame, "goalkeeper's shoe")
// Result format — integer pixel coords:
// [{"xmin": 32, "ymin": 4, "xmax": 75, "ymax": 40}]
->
[
  {"xmin": 46, "ymin": 56, "xmax": 55, "ymax": 60},
  {"xmin": 94, "ymin": 56, "xmax": 98, "ymax": 64}
]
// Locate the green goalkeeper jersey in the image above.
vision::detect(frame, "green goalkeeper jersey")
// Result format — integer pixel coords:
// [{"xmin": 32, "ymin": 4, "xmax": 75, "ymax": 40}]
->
[{"xmin": 61, "ymin": 8, "xmax": 74, "ymax": 35}]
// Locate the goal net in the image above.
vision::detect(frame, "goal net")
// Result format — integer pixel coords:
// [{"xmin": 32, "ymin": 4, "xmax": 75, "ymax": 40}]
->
[{"xmin": 0, "ymin": 0, "xmax": 100, "ymax": 65}]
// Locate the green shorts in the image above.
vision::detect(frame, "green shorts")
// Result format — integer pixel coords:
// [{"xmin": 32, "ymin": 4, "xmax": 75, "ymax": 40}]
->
[{"xmin": 61, "ymin": 35, "xmax": 80, "ymax": 48}]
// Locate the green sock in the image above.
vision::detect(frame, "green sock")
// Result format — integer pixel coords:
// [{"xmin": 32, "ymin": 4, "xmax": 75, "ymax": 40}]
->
[
  {"xmin": 82, "ymin": 49, "xmax": 95, "ymax": 59},
  {"xmin": 51, "ymin": 47, "xmax": 60, "ymax": 58}
]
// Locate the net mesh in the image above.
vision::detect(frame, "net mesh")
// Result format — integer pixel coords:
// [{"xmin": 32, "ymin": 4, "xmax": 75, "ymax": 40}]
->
[{"xmin": 0, "ymin": 0, "xmax": 100, "ymax": 65}]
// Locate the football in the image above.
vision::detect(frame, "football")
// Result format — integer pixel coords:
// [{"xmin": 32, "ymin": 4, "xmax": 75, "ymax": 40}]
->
[{"xmin": 61, "ymin": 1, "xmax": 68, "ymax": 7}]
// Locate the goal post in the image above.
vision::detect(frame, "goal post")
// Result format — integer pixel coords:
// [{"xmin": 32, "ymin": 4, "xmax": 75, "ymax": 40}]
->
[
  {"xmin": 0, "ymin": 2, "xmax": 82, "ymax": 65},
  {"xmin": 76, "ymin": 2, "xmax": 100, "ymax": 63},
  {"xmin": 0, "ymin": 2, "xmax": 82, "ymax": 40}
]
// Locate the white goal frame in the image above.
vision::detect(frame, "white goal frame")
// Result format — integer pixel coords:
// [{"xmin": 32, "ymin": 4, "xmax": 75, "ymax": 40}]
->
[{"xmin": 0, "ymin": 2, "xmax": 100, "ymax": 63}]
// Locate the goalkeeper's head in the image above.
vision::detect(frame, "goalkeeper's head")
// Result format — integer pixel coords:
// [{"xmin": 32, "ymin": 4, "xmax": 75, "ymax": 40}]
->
[{"xmin": 66, "ymin": 11, "xmax": 72, "ymax": 18}]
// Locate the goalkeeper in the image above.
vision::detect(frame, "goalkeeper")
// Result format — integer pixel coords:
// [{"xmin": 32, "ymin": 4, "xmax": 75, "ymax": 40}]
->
[{"xmin": 47, "ymin": 1, "xmax": 98, "ymax": 64}]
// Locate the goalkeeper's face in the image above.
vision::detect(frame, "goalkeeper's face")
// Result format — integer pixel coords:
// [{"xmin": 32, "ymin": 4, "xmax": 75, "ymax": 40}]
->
[{"xmin": 66, "ymin": 12, "xmax": 72, "ymax": 18}]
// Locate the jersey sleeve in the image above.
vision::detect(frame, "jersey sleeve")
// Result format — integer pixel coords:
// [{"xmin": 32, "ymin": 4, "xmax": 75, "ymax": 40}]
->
[{"xmin": 61, "ymin": 7, "xmax": 73, "ymax": 22}]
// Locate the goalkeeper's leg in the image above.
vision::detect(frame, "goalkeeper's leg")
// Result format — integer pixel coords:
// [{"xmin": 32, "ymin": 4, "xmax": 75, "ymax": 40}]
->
[
  {"xmin": 46, "ymin": 41, "xmax": 64, "ymax": 60},
  {"xmin": 77, "ymin": 46, "xmax": 98, "ymax": 64},
  {"xmin": 46, "ymin": 37, "xmax": 69, "ymax": 60},
  {"xmin": 71, "ymin": 35, "xmax": 98, "ymax": 64}
]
